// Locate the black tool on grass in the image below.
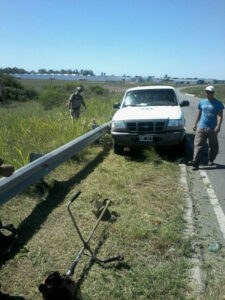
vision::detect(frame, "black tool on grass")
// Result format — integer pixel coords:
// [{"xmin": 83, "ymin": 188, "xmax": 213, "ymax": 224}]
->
[
  {"xmin": 39, "ymin": 191, "xmax": 124, "ymax": 300},
  {"xmin": 67, "ymin": 191, "xmax": 123, "ymax": 276},
  {"xmin": 0, "ymin": 221, "xmax": 17, "ymax": 256}
]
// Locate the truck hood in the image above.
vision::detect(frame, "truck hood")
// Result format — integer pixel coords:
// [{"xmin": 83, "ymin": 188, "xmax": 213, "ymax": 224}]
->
[{"xmin": 112, "ymin": 106, "xmax": 183, "ymax": 121}]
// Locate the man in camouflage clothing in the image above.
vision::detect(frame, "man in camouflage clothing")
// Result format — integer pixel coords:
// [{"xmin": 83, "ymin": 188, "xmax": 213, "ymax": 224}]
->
[{"xmin": 66, "ymin": 87, "xmax": 86, "ymax": 121}]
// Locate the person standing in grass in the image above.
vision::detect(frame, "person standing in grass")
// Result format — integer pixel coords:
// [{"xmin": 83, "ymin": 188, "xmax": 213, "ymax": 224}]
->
[
  {"xmin": 191, "ymin": 86, "xmax": 224, "ymax": 170},
  {"xmin": 66, "ymin": 86, "xmax": 86, "ymax": 122}
]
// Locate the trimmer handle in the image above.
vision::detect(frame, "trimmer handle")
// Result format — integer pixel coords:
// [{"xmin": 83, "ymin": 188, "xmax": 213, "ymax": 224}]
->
[
  {"xmin": 66, "ymin": 260, "xmax": 78, "ymax": 277},
  {"xmin": 70, "ymin": 191, "xmax": 81, "ymax": 203},
  {"xmin": 103, "ymin": 254, "xmax": 124, "ymax": 263}
]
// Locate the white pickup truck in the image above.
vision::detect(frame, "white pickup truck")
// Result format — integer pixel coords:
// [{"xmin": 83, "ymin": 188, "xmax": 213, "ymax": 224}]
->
[{"xmin": 111, "ymin": 86, "xmax": 189, "ymax": 154}]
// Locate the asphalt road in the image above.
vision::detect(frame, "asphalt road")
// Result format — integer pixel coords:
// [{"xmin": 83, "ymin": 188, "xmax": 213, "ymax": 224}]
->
[
  {"xmin": 178, "ymin": 86, "xmax": 225, "ymax": 243},
  {"xmin": 177, "ymin": 87, "xmax": 225, "ymax": 289},
  {"xmin": 178, "ymin": 87, "xmax": 225, "ymax": 206}
]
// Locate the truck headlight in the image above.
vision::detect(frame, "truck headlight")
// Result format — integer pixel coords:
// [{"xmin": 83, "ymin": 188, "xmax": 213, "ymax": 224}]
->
[
  {"xmin": 111, "ymin": 120, "xmax": 126, "ymax": 131},
  {"xmin": 167, "ymin": 119, "xmax": 184, "ymax": 129}
]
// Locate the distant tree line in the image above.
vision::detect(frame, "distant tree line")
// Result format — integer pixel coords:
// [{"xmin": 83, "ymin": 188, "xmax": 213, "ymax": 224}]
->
[{"xmin": 0, "ymin": 67, "xmax": 95, "ymax": 76}]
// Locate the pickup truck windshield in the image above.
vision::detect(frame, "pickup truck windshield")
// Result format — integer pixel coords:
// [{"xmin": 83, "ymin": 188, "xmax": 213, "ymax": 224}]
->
[{"xmin": 123, "ymin": 89, "xmax": 178, "ymax": 107}]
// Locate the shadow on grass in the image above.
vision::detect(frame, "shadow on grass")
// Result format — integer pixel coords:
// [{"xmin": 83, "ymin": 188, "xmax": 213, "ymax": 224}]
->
[
  {"xmin": 122, "ymin": 134, "xmax": 197, "ymax": 165},
  {"xmin": 154, "ymin": 134, "xmax": 195, "ymax": 163},
  {"xmin": 123, "ymin": 142, "xmax": 188, "ymax": 164},
  {"xmin": 0, "ymin": 144, "xmax": 111, "ymax": 267},
  {"xmin": 75, "ymin": 229, "xmax": 108, "ymax": 299},
  {"xmin": 124, "ymin": 149, "xmax": 152, "ymax": 162},
  {"xmin": 0, "ymin": 291, "xmax": 25, "ymax": 300},
  {"xmin": 75, "ymin": 228, "xmax": 129, "ymax": 300}
]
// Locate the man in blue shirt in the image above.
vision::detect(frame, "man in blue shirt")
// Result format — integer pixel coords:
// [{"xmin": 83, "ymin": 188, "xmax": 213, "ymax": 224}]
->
[{"xmin": 191, "ymin": 86, "xmax": 224, "ymax": 170}]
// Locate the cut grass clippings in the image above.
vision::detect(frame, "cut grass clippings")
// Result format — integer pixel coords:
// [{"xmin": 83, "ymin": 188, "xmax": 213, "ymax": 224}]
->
[{"xmin": 0, "ymin": 144, "xmax": 192, "ymax": 299}]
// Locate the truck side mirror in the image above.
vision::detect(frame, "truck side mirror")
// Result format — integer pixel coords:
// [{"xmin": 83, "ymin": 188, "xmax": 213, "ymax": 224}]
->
[
  {"xmin": 180, "ymin": 100, "xmax": 189, "ymax": 107},
  {"xmin": 113, "ymin": 103, "xmax": 120, "ymax": 109}
]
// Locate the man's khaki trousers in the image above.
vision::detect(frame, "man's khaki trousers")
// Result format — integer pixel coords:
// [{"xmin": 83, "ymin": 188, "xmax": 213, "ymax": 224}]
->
[{"xmin": 193, "ymin": 127, "xmax": 219, "ymax": 163}]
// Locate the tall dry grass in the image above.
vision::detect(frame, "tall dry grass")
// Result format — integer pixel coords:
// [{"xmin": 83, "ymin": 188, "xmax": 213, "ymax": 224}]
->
[{"xmin": 0, "ymin": 92, "xmax": 118, "ymax": 169}]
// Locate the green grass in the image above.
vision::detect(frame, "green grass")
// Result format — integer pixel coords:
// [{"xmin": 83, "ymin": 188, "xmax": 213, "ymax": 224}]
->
[
  {"xmin": 0, "ymin": 94, "xmax": 117, "ymax": 169},
  {"xmin": 181, "ymin": 84, "xmax": 225, "ymax": 103},
  {"xmin": 0, "ymin": 80, "xmax": 194, "ymax": 299},
  {"xmin": 19, "ymin": 79, "xmax": 187, "ymax": 93},
  {"xmin": 0, "ymin": 145, "xmax": 192, "ymax": 299},
  {"xmin": 19, "ymin": 79, "xmax": 138, "ymax": 94}
]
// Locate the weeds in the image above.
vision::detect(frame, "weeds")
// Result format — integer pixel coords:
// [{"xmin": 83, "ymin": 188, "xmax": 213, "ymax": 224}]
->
[
  {"xmin": 0, "ymin": 92, "xmax": 117, "ymax": 169},
  {"xmin": 0, "ymin": 146, "xmax": 191, "ymax": 299},
  {"xmin": 0, "ymin": 80, "xmax": 193, "ymax": 299},
  {"xmin": 181, "ymin": 84, "xmax": 225, "ymax": 103}
]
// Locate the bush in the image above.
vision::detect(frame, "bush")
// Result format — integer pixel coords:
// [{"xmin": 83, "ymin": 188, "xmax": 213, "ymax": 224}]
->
[
  {"xmin": 0, "ymin": 73, "xmax": 38, "ymax": 101},
  {"xmin": 0, "ymin": 73, "xmax": 23, "ymax": 89},
  {"xmin": 26, "ymin": 87, "xmax": 38, "ymax": 99},
  {"xmin": 3, "ymin": 87, "xmax": 26, "ymax": 101},
  {"xmin": 38, "ymin": 89, "xmax": 66, "ymax": 110},
  {"xmin": 65, "ymin": 83, "xmax": 76, "ymax": 91},
  {"xmin": 88, "ymin": 85, "xmax": 109, "ymax": 95}
]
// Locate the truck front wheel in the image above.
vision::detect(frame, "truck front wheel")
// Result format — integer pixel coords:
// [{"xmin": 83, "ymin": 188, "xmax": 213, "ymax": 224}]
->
[{"xmin": 113, "ymin": 142, "xmax": 124, "ymax": 155}]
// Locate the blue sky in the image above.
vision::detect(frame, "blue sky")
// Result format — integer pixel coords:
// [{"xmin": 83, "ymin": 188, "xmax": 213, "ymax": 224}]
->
[{"xmin": 1, "ymin": 0, "xmax": 225, "ymax": 79}]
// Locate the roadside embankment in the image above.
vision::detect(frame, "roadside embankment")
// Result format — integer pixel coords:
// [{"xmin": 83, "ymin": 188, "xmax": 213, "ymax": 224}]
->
[{"xmin": 0, "ymin": 144, "xmax": 194, "ymax": 299}]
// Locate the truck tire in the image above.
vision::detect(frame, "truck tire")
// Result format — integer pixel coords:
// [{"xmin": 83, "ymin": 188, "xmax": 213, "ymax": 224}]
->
[
  {"xmin": 113, "ymin": 142, "xmax": 124, "ymax": 155},
  {"xmin": 178, "ymin": 136, "xmax": 186, "ymax": 156}
]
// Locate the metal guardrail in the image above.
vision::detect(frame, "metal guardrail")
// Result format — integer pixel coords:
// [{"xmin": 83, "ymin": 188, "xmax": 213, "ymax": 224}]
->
[{"xmin": 0, "ymin": 122, "xmax": 111, "ymax": 205}]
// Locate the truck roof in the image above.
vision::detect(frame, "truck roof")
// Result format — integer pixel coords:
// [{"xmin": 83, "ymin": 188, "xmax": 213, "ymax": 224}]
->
[{"xmin": 126, "ymin": 85, "xmax": 175, "ymax": 92}]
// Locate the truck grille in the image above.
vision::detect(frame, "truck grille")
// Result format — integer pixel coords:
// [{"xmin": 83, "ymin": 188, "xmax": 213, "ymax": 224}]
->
[{"xmin": 127, "ymin": 121, "xmax": 166, "ymax": 132}]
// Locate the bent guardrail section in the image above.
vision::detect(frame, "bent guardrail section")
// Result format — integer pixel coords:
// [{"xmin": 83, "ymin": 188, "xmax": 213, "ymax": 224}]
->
[{"xmin": 0, "ymin": 122, "xmax": 111, "ymax": 205}]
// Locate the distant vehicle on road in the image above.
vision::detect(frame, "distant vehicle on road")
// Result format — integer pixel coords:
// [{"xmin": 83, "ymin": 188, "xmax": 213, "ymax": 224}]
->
[{"xmin": 111, "ymin": 86, "xmax": 189, "ymax": 154}]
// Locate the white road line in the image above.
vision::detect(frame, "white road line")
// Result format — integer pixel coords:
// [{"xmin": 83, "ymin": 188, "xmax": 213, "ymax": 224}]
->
[
  {"xmin": 186, "ymin": 134, "xmax": 225, "ymax": 239},
  {"xmin": 199, "ymin": 170, "xmax": 225, "ymax": 240}
]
